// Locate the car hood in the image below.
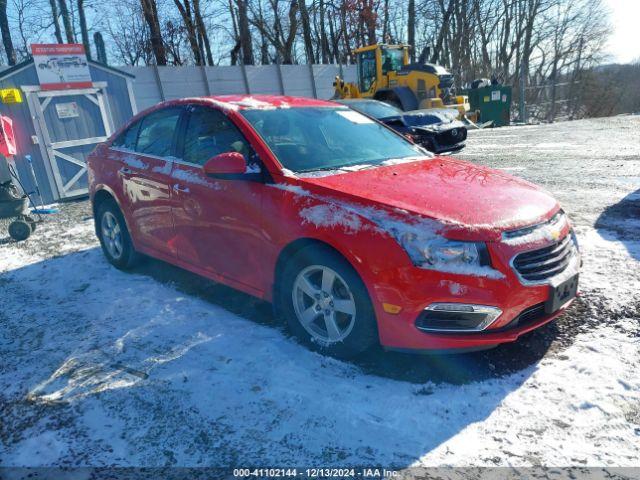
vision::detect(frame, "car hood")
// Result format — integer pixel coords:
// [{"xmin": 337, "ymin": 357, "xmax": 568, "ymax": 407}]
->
[{"xmin": 299, "ymin": 157, "xmax": 559, "ymax": 241}]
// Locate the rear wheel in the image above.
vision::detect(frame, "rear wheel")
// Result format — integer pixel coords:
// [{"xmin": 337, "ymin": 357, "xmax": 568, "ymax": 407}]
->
[
  {"xmin": 279, "ymin": 245, "xmax": 378, "ymax": 358},
  {"xmin": 96, "ymin": 199, "xmax": 140, "ymax": 270}
]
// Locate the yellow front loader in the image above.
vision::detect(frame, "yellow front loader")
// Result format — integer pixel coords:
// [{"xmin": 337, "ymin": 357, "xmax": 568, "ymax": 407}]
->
[{"xmin": 333, "ymin": 44, "xmax": 472, "ymax": 120}]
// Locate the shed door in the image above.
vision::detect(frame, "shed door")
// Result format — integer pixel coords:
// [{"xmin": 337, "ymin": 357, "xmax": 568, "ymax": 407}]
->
[{"xmin": 27, "ymin": 86, "xmax": 113, "ymax": 199}]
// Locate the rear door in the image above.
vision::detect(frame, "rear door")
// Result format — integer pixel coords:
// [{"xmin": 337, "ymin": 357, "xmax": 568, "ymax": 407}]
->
[
  {"xmin": 109, "ymin": 107, "xmax": 183, "ymax": 257},
  {"xmin": 169, "ymin": 104, "xmax": 266, "ymax": 293}
]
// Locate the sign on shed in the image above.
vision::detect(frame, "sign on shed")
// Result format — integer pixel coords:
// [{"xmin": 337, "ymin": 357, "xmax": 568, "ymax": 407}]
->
[{"xmin": 31, "ymin": 44, "xmax": 92, "ymax": 90}]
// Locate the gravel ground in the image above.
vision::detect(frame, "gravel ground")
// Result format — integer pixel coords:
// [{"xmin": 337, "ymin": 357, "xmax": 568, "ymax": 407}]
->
[{"xmin": 0, "ymin": 115, "xmax": 638, "ymax": 469}]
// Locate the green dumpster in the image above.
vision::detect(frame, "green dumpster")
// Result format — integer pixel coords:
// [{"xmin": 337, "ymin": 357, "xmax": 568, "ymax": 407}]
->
[{"xmin": 465, "ymin": 85, "xmax": 512, "ymax": 127}]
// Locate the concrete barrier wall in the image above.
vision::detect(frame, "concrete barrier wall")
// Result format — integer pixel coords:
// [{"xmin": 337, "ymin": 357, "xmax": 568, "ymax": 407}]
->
[{"xmin": 120, "ymin": 64, "xmax": 358, "ymax": 112}]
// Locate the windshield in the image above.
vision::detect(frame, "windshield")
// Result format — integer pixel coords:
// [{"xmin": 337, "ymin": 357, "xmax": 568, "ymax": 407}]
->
[
  {"xmin": 240, "ymin": 107, "xmax": 426, "ymax": 173},
  {"xmin": 347, "ymin": 101, "xmax": 402, "ymax": 119}
]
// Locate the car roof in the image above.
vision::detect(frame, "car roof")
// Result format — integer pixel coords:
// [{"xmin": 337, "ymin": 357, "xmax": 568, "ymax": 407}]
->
[{"xmin": 173, "ymin": 94, "xmax": 339, "ymax": 110}]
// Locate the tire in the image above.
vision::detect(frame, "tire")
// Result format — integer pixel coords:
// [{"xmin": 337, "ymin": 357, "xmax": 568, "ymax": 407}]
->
[
  {"xmin": 96, "ymin": 199, "xmax": 141, "ymax": 270},
  {"xmin": 278, "ymin": 245, "xmax": 378, "ymax": 358},
  {"xmin": 8, "ymin": 220, "xmax": 31, "ymax": 241},
  {"xmin": 25, "ymin": 215, "xmax": 37, "ymax": 232}
]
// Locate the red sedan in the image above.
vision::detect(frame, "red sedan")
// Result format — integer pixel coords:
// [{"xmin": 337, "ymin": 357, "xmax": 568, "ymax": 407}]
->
[{"xmin": 87, "ymin": 95, "xmax": 580, "ymax": 358}]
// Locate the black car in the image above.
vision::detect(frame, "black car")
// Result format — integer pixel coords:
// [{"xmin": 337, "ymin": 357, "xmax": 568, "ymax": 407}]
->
[{"xmin": 336, "ymin": 99, "xmax": 467, "ymax": 154}]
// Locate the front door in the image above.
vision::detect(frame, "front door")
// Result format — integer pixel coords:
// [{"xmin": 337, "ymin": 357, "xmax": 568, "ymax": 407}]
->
[
  {"xmin": 170, "ymin": 105, "xmax": 265, "ymax": 293},
  {"xmin": 25, "ymin": 85, "xmax": 113, "ymax": 199}
]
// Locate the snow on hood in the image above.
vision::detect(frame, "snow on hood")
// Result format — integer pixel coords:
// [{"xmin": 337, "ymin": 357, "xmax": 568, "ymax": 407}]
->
[
  {"xmin": 268, "ymin": 181, "xmax": 505, "ymax": 278},
  {"xmin": 297, "ymin": 157, "xmax": 560, "ymax": 240}
]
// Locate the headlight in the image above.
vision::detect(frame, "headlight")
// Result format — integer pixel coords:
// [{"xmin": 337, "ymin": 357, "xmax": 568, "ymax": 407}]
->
[{"xmin": 398, "ymin": 233, "xmax": 489, "ymax": 269}]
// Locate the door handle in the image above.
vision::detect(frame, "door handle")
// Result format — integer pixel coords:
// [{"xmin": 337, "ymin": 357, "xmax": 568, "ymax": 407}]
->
[
  {"xmin": 119, "ymin": 167, "xmax": 133, "ymax": 175},
  {"xmin": 172, "ymin": 183, "xmax": 190, "ymax": 194}
]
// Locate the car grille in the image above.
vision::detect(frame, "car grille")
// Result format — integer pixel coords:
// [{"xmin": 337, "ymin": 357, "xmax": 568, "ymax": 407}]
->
[
  {"xmin": 512, "ymin": 234, "xmax": 574, "ymax": 282},
  {"xmin": 437, "ymin": 128, "xmax": 467, "ymax": 143}
]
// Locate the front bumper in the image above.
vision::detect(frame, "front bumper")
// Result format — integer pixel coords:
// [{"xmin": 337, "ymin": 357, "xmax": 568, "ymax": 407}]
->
[{"xmin": 370, "ymin": 234, "xmax": 580, "ymax": 351}]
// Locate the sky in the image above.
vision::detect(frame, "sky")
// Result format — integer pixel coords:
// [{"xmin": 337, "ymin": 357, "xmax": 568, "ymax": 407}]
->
[{"xmin": 604, "ymin": 0, "xmax": 640, "ymax": 63}]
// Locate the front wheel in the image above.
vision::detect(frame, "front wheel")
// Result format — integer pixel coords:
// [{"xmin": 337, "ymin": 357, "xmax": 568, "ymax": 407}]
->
[{"xmin": 279, "ymin": 246, "xmax": 378, "ymax": 358}]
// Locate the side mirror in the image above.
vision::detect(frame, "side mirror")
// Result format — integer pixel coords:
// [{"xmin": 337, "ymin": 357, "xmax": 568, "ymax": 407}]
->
[{"xmin": 203, "ymin": 152, "xmax": 247, "ymax": 176}]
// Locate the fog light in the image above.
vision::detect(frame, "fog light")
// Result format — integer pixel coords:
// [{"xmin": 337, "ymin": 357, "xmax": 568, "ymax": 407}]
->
[{"xmin": 416, "ymin": 303, "xmax": 502, "ymax": 332}]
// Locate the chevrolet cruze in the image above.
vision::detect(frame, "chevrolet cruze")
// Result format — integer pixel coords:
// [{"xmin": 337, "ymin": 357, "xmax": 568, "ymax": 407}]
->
[{"xmin": 88, "ymin": 95, "xmax": 580, "ymax": 358}]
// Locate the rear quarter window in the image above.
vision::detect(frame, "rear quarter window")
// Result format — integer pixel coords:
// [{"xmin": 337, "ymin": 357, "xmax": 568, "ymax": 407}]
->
[{"xmin": 112, "ymin": 121, "xmax": 140, "ymax": 150}]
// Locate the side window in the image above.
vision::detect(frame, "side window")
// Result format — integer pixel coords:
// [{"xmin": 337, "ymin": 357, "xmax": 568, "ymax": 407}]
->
[
  {"xmin": 136, "ymin": 108, "xmax": 182, "ymax": 157},
  {"xmin": 182, "ymin": 107, "xmax": 252, "ymax": 166},
  {"xmin": 112, "ymin": 120, "xmax": 140, "ymax": 150}
]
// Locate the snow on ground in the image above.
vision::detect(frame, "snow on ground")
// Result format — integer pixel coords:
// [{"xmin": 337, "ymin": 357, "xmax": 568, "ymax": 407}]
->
[{"xmin": 0, "ymin": 116, "xmax": 639, "ymax": 469}]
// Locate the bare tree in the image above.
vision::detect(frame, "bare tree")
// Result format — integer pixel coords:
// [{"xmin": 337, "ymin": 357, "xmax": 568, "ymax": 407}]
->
[
  {"xmin": 173, "ymin": 0, "xmax": 203, "ymax": 64},
  {"xmin": 49, "ymin": 0, "xmax": 63, "ymax": 43},
  {"xmin": 140, "ymin": 0, "xmax": 167, "ymax": 65},
  {"xmin": 236, "ymin": 0, "xmax": 254, "ymax": 64},
  {"xmin": 58, "ymin": 0, "xmax": 75, "ymax": 43},
  {"xmin": 407, "ymin": 0, "xmax": 415, "ymax": 61},
  {"xmin": 298, "ymin": 0, "xmax": 315, "ymax": 63},
  {"xmin": 107, "ymin": 0, "xmax": 152, "ymax": 65},
  {"xmin": 77, "ymin": 0, "xmax": 91, "ymax": 58},
  {"xmin": 193, "ymin": 0, "xmax": 213, "ymax": 65},
  {"xmin": 0, "ymin": 0, "xmax": 15, "ymax": 64}
]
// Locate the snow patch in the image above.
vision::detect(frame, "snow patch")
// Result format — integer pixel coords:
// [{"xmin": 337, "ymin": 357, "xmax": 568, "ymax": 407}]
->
[
  {"xmin": 503, "ymin": 211, "xmax": 569, "ymax": 246},
  {"xmin": 180, "ymin": 97, "xmax": 239, "ymax": 112},
  {"xmin": 151, "ymin": 162, "xmax": 172, "ymax": 175},
  {"xmin": 171, "ymin": 168, "xmax": 222, "ymax": 190},
  {"xmin": 245, "ymin": 163, "xmax": 262, "ymax": 174},
  {"xmin": 439, "ymin": 280, "xmax": 468, "ymax": 296},
  {"xmin": 122, "ymin": 155, "xmax": 148, "ymax": 170},
  {"xmin": 268, "ymin": 183, "xmax": 311, "ymax": 196},
  {"xmin": 299, "ymin": 204, "xmax": 363, "ymax": 233},
  {"xmin": 229, "ymin": 96, "xmax": 277, "ymax": 109}
]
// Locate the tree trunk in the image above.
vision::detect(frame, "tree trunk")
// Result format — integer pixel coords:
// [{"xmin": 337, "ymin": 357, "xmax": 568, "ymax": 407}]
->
[
  {"xmin": 299, "ymin": 0, "xmax": 315, "ymax": 63},
  {"xmin": 94, "ymin": 31, "xmax": 107, "ymax": 64},
  {"xmin": 319, "ymin": 0, "xmax": 329, "ymax": 63},
  {"xmin": 408, "ymin": 0, "xmax": 415, "ymax": 62},
  {"xmin": 236, "ymin": 0, "xmax": 254, "ymax": 64},
  {"xmin": 281, "ymin": 0, "xmax": 298, "ymax": 64},
  {"xmin": 78, "ymin": 0, "xmax": 92, "ymax": 59},
  {"xmin": 140, "ymin": 0, "xmax": 167, "ymax": 65},
  {"xmin": 173, "ymin": 0, "xmax": 202, "ymax": 65},
  {"xmin": 0, "ymin": 0, "xmax": 15, "ymax": 65},
  {"xmin": 430, "ymin": 0, "xmax": 455, "ymax": 64},
  {"xmin": 58, "ymin": 0, "xmax": 75, "ymax": 43},
  {"xmin": 49, "ymin": 0, "xmax": 63, "ymax": 44},
  {"xmin": 193, "ymin": 0, "xmax": 214, "ymax": 65},
  {"xmin": 228, "ymin": 0, "xmax": 240, "ymax": 65}
]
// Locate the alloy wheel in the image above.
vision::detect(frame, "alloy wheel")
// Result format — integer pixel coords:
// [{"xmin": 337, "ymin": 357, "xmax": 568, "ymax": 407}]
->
[
  {"xmin": 101, "ymin": 211, "xmax": 123, "ymax": 260},
  {"xmin": 292, "ymin": 265, "xmax": 357, "ymax": 344}
]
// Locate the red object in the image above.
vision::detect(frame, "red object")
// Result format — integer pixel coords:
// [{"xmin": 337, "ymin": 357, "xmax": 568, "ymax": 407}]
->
[
  {"xmin": 88, "ymin": 95, "xmax": 580, "ymax": 353},
  {"xmin": 203, "ymin": 152, "xmax": 247, "ymax": 175},
  {"xmin": 0, "ymin": 116, "xmax": 17, "ymax": 156},
  {"xmin": 31, "ymin": 43, "xmax": 92, "ymax": 90}
]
